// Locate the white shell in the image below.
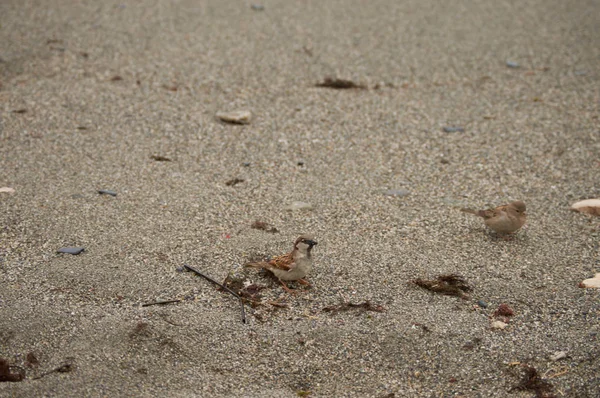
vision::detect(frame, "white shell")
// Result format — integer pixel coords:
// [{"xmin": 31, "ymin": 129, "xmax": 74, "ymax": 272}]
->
[
  {"xmin": 580, "ymin": 273, "xmax": 600, "ymax": 288},
  {"xmin": 491, "ymin": 320, "xmax": 508, "ymax": 330},
  {"xmin": 216, "ymin": 110, "xmax": 252, "ymax": 125},
  {"xmin": 571, "ymin": 199, "xmax": 600, "ymax": 216}
]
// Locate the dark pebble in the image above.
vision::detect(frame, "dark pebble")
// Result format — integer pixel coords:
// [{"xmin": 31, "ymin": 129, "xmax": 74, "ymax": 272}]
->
[
  {"xmin": 443, "ymin": 126, "xmax": 465, "ymax": 133},
  {"xmin": 242, "ymin": 162, "xmax": 251, "ymax": 167},
  {"xmin": 175, "ymin": 266, "xmax": 186, "ymax": 273},
  {"xmin": 251, "ymin": 4, "xmax": 265, "ymax": 11},
  {"xmin": 477, "ymin": 300, "xmax": 489, "ymax": 308},
  {"xmin": 57, "ymin": 247, "xmax": 85, "ymax": 255},
  {"xmin": 98, "ymin": 190, "xmax": 117, "ymax": 197}
]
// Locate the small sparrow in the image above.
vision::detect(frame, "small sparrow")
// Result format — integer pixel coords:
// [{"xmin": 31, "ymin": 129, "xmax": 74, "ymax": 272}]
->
[
  {"xmin": 246, "ymin": 235, "xmax": 317, "ymax": 293},
  {"xmin": 461, "ymin": 200, "xmax": 527, "ymax": 234}
]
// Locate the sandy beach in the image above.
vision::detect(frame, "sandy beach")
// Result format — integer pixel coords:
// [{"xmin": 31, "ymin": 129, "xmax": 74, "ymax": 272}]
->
[{"xmin": 1, "ymin": 0, "xmax": 599, "ymax": 396}]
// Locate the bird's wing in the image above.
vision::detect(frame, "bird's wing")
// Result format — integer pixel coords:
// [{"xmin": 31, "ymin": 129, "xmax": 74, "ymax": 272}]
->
[
  {"xmin": 479, "ymin": 206, "xmax": 506, "ymax": 219},
  {"xmin": 268, "ymin": 252, "xmax": 295, "ymax": 271}
]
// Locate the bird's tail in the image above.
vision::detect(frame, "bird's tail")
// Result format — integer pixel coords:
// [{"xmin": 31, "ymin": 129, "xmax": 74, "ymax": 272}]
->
[{"xmin": 245, "ymin": 261, "xmax": 270, "ymax": 269}]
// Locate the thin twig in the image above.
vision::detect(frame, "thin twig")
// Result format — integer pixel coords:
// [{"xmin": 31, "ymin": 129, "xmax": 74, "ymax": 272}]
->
[
  {"xmin": 183, "ymin": 264, "xmax": 246, "ymax": 324},
  {"xmin": 141, "ymin": 299, "xmax": 182, "ymax": 307}
]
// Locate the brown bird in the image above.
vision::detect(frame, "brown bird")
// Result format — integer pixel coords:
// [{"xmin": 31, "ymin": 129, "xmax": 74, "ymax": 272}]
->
[
  {"xmin": 246, "ymin": 235, "xmax": 317, "ymax": 293},
  {"xmin": 461, "ymin": 201, "xmax": 527, "ymax": 234}
]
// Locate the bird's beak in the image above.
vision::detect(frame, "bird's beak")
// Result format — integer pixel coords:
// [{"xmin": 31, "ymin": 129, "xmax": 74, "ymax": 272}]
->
[{"xmin": 307, "ymin": 240, "xmax": 317, "ymax": 247}]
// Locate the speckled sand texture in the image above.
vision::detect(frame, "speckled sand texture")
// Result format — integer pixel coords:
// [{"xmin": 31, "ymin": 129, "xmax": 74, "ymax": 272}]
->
[{"xmin": 1, "ymin": 0, "xmax": 599, "ymax": 397}]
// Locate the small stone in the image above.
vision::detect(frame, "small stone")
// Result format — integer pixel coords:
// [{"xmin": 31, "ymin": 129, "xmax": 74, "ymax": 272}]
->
[
  {"xmin": 242, "ymin": 162, "xmax": 251, "ymax": 167},
  {"xmin": 297, "ymin": 160, "xmax": 305, "ymax": 167},
  {"xmin": 57, "ymin": 247, "xmax": 85, "ymax": 255},
  {"xmin": 382, "ymin": 189, "xmax": 410, "ymax": 197},
  {"xmin": 477, "ymin": 300, "xmax": 489, "ymax": 309},
  {"xmin": 491, "ymin": 320, "xmax": 508, "ymax": 330},
  {"xmin": 285, "ymin": 201, "xmax": 313, "ymax": 211},
  {"xmin": 175, "ymin": 266, "xmax": 186, "ymax": 273},
  {"xmin": 0, "ymin": 187, "xmax": 15, "ymax": 194},
  {"xmin": 443, "ymin": 126, "xmax": 465, "ymax": 133},
  {"xmin": 506, "ymin": 60, "xmax": 520, "ymax": 68},
  {"xmin": 549, "ymin": 351, "xmax": 568, "ymax": 361},
  {"xmin": 98, "ymin": 189, "xmax": 117, "ymax": 197},
  {"xmin": 216, "ymin": 110, "xmax": 252, "ymax": 125},
  {"xmin": 251, "ymin": 4, "xmax": 264, "ymax": 11},
  {"xmin": 580, "ymin": 273, "xmax": 600, "ymax": 288}
]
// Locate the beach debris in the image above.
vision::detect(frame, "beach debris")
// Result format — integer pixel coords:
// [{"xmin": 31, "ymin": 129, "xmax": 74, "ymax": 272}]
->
[
  {"xmin": 579, "ymin": 273, "xmax": 600, "ymax": 288},
  {"xmin": 506, "ymin": 60, "xmax": 520, "ymax": 68},
  {"xmin": 491, "ymin": 320, "xmax": 508, "ymax": 330},
  {"xmin": 11, "ymin": 109, "xmax": 27, "ymax": 114},
  {"xmin": 33, "ymin": 360, "xmax": 74, "ymax": 380},
  {"xmin": 315, "ymin": 77, "xmax": 366, "ymax": 89},
  {"xmin": 183, "ymin": 264, "xmax": 246, "ymax": 324},
  {"xmin": 443, "ymin": 126, "xmax": 465, "ymax": 133},
  {"xmin": 251, "ymin": 4, "xmax": 264, "ymax": 11},
  {"xmin": 571, "ymin": 199, "xmax": 600, "ymax": 216},
  {"xmin": 225, "ymin": 178, "xmax": 245, "ymax": 186},
  {"xmin": 26, "ymin": 353, "xmax": 39, "ymax": 368},
  {"xmin": 549, "ymin": 351, "xmax": 568, "ymax": 361},
  {"xmin": 57, "ymin": 247, "xmax": 85, "ymax": 255},
  {"xmin": 97, "ymin": 189, "xmax": 117, "ymax": 197},
  {"xmin": 297, "ymin": 160, "xmax": 305, "ymax": 167},
  {"xmin": 322, "ymin": 301, "xmax": 385, "ymax": 314},
  {"xmin": 413, "ymin": 274, "xmax": 472, "ymax": 299},
  {"xmin": 141, "ymin": 299, "xmax": 182, "ymax": 307},
  {"xmin": 477, "ymin": 300, "xmax": 489, "ymax": 308},
  {"xmin": 382, "ymin": 189, "xmax": 410, "ymax": 197},
  {"xmin": 251, "ymin": 220, "xmax": 279, "ymax": 233},
  {"xmin": 512, "ymin": 365, "xmax": 555, "ymax": 398},
  {"xmin": 0, "ymin": 358, "xmax": 24, "ymax": 382},
  {"xmin": 110, "ymin": 75, "xmax": 123, "ymax": 81},
  {"xmin": 285, "ymin": 201, "xmax": 313, "ymax": 211},
  {"xmin": 77, "ymin": 126, "xmax": 87, "ymax": 130},
  {"xmin": 0, "ymin": 187, "xmax": 15, "ymax": 194},
  {"xmin": 494, "ymin": 303, "xmax": 514, "ymax": 317},
  {"xmin": 150, "ymin": 155, "xmax": 171, "ymax": 162},
  {"xmin": 162, "ymin": 84, "xmax": 178, "ymax": 91},
  {"xmin": 216, "ymin": 110, "xmax": 252, "ymax": 125}
]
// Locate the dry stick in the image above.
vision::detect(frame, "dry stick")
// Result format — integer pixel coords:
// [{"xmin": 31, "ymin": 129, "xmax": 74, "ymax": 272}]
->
[
  {"xmin": 183, "ymin": 264, "xmax": 246, "ymax": 324},
  {"xmin": 141, "ymin": 299, "xmax": 182, "ymax": 307}
]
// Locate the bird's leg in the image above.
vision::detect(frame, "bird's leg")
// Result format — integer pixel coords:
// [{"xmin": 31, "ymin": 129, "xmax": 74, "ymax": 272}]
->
[
  {"xmin": 279, "ymin": 280, "xmax": 297, "ymax": 294},
  {"xmin": 297, "ymin": 279, "xmax": 311, "ymax": 287}
]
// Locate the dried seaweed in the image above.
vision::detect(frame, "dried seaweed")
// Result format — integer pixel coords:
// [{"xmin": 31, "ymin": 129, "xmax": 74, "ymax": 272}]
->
[
  {"xmin": 0, "ymin": 358, "xmax": 24, "ymax": 382},
  {"xmin": 225, "ymin": 178, "xmax": 245, "ymax": 186},
  {"xmin": 513, "ymin": 365, "xmax": 556, "ymax": 398},
  {"xmin": 150, "ymin": 155, "xmax": 171, "ymax": 162},
  {"xmin": 413, "ymin": 274, "xmax": 472, "ymax": 298},
  {"xmin": 315, "ymin": 77, "xmax": 366, "ymax": 89},
  {"xmin": 322, "ymin": 301, "xmax": 385, "ymax": 314},
  {"xmin": 26, "ymin": 353, "xmax": 39, "ymax": 368}
]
